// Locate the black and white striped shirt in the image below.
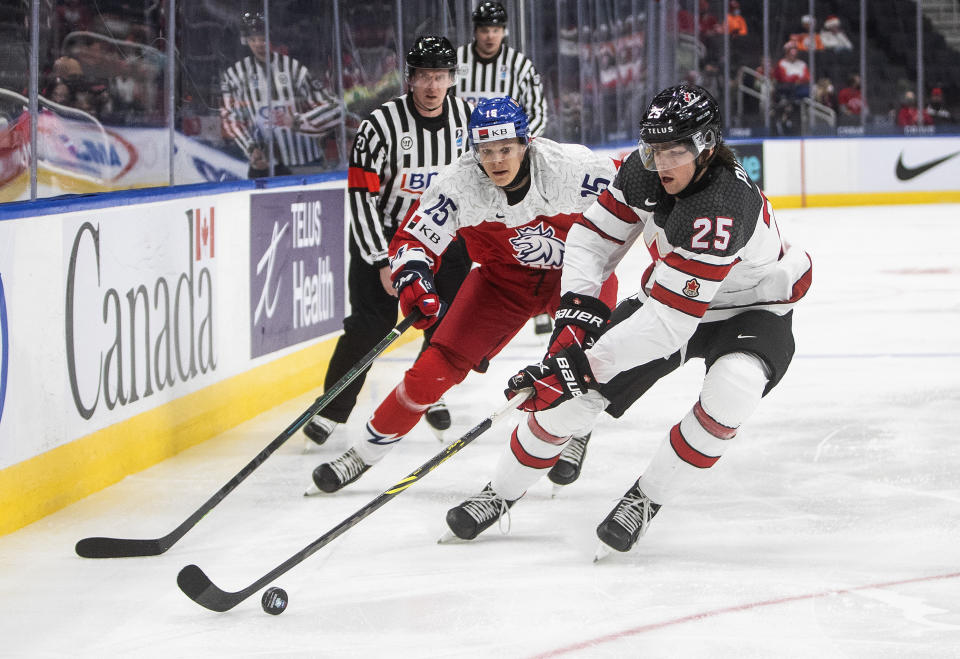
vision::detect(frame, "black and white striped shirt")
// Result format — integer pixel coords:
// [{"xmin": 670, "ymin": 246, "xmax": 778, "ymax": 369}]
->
[
  {"xmin": 455, "ymin": 44, "xmax": 547, "ymax": 137},
  {"xmin": 347, "ymin": 94, "xmax": 473, "ymax": 266},
  {"xmin": 220, "ymin": 52, "xmax": 343, "ymax": 167}
]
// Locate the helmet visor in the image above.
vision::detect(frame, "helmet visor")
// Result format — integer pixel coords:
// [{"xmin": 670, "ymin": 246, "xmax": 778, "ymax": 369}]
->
[
  {"xmin": 638, "ymin": 130, "xmax": 716, "ymax": 172},
  {"xmin": 406, "ymin": 67, "xmax": 458, "ymax": 89},
  {"xmin": 473, "ymin": 137, "xmax": 526, "ymax": 164}
]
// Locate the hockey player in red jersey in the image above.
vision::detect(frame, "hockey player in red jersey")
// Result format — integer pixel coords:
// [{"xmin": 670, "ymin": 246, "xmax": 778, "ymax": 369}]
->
[
  {"xmin": 445, "ymin": 84, "xmax": 813, "ymax": 554},
  {"xmin": 305, "ymin": 97, "xmax": 619, "ymax": 494}
]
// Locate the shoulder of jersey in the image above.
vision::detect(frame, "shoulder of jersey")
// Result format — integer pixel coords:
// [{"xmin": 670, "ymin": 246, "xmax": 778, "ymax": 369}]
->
[
  {"xmin": 432, "ymin": 151, "xmax": 486, "ymax": 190},
  {"xmin": 452, "ymin": 96, "xmax": 473, "ymax": 115},
  {"xmin": 706, "ymin": 165, "xmax": 763, "ymax": 220},
  {"xmin": 612, "ymin": 150, "xmax": 661, "ymax": 205}
]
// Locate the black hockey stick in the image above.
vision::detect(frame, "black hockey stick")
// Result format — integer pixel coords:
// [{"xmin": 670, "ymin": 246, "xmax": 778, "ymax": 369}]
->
[
  {"xmin": 75, "ymin": 312, "xmax": 422, "ymax": 559},
  {"xmin": 177, "ymin": 391, "xmax": 529, "ymax": 611}
]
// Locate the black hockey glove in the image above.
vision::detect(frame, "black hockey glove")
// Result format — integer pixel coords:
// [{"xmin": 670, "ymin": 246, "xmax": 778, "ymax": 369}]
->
[
  {"xmin": 394, "ymin": 262, "xmax": 445, "ymax": 329},
  {"xmin": 546, "ymin": 292, "xmax": 611, "ymax": 358},
  {"xmin": 505, "ymin": 346, "xmax": 598, "ymax": 412}
]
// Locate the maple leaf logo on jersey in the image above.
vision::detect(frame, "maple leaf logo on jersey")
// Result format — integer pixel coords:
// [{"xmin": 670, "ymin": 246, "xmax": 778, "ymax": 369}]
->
[
  {"xmin": 509, "ymin": 223, "xmax": 565, "ymax": 269},
  {"xmin": 683, "ymin": 278, "xmax": 701, "ymax": 297}
]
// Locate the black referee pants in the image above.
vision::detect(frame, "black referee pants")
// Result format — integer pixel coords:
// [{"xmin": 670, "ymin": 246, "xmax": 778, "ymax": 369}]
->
[{"xmin": 317, "ymin": 235, "xmax": 471, "ymax": 424}]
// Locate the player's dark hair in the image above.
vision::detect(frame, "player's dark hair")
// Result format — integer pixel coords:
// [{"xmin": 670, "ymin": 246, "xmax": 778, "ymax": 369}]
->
[{"xmin": 711, "ymin": 143, "xmax": 740, "ymax": 171}]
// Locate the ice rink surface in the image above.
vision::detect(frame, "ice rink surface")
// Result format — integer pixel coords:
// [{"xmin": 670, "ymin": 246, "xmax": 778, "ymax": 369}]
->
[{"xmin": 2, "ymin": 204, "xmax": 959, "ymax": 658}]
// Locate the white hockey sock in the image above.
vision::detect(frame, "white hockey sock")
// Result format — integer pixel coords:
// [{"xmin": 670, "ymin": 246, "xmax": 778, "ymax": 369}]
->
[
  {"xmin": 491, "ymin": 414, "xmax": 569, "ymax": 501},
  {"xmin": 639, "ymin": 352, "xmax": 768, "ymax": 504},
  {"xmin": 352, "ymin": 420, "xmax": 404, "ymax": 465}
]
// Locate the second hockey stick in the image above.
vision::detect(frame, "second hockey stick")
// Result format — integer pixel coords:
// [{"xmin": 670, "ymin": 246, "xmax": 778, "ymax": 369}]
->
[
  {"xmin": 177, "ymin": 391, "xmax": 530, "ymax": 612},
  {"xmin": 75, "ymin": 312, "xmax": 422, "ymax": 559}
]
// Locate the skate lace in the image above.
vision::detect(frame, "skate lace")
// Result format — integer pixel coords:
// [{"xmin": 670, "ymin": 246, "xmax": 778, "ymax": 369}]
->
[
  {"xmin": 329, "ymin": 448, "xmax": 368, "ymax": 483},
  {"xmin": 461, "ymin": 487, "xmax": 512, "ymax": 534},
  {"xmin": 611, "ymin": 490, "xmax": 656, "ymax": 537},
  {"xmin": 559, "ymin": 434, "xmax": 589, "ymax": 464}
]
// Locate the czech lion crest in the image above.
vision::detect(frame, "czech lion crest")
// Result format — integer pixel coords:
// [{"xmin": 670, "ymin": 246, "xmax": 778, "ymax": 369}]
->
[{"xmin": 509, "ymin": 223, "xmax": 565, "ymax": 269}]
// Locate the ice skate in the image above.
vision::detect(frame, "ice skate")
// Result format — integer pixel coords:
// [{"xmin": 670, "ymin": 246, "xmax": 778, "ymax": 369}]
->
[
  {"xmin": 304, "ymin": 447, "xmax": 371, "ymax": 495},
  {"xmin": 548, "ymin": 433, "xmax": 591, "ymax": 495},
  {"xmin": 533, "ymin": 313, "xmax": 552, "ymax": 335},
  {"xmin": 303, "ymin": 416, "xmax": 338, "ymax": 451},
  {"xmin": 440, "ymin": 483, "xmax": 517, "ymax": 542},
  {"xmin": 595, "ymin": 481, "xmax": 661, "ymax": 555},
  {"xmin": 424, "ymin": 397, "xmax": 451, "ymax": 441}
]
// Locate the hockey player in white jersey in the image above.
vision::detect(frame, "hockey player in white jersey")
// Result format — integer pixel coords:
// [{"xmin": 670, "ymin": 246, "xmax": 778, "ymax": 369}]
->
[
  {"xmin": 306, "ymin": 97, "xmax": 619, "ymax": 494},
  {"xmin": 457, "ymin": 1, "xmax": 555, "ymax": 339},
  {"xmin": 445, "ymin": 84, "xmax": 813, "ymax": 554}
]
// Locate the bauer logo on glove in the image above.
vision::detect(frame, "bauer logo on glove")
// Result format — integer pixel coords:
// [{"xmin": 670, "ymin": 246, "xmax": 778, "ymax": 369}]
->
[
  {"xmin": 505, "ymin": 347, "xmax": 598, "ymax": 412},
  {"xmin": 547, "ymin": 292, "xmax": 611, "ymax": 358}
]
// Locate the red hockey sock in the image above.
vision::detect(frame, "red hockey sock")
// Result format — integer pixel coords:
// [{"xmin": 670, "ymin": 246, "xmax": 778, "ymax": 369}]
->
[{"xmin": 368, "ymin": 345, "xmax": 473, "ymax": 437}]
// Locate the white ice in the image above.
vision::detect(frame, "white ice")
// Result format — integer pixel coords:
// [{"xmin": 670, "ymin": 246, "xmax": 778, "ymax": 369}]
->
[{"xmin": 1, "ymin": 204, "xmax": 959, "ymax": 658}]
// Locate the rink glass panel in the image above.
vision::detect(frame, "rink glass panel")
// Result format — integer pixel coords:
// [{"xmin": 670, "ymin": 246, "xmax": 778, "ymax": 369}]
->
[{"xmin": 1, "ymin": 0, "xmax": 957, "ymax": 204}]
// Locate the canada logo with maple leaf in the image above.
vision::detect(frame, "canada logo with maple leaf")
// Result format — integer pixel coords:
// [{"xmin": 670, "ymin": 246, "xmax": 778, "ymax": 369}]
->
[{"xmin": 683, "ymin": 278, "xmax": 700, "ymax": 297}]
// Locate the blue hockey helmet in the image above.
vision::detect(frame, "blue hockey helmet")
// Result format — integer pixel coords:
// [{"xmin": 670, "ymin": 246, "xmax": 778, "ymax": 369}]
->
[{"xmin": 468, "ymin": 97, "xmax": 530, "ymax": 151}]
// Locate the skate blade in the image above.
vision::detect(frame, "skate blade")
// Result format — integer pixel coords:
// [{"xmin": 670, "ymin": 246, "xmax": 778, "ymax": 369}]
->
[
  {"xmin": 428, "ymin": 426, "xmax": 447, "ymax": 443},
  {"xmin": 437, "ymin": 530, "xmax": 467, "ymax": 544},
  {"xmin": 550, "ymin": 482, "xmax": 564, "ymax": 498},
  {"xmin": 303, "ymin": 437, "xmax": 315, "ymax": 454},
  {"xmin": 593, "ymin": 543, "xmax": 613, "ymax": 563},
  {"xmin": 303, "ymin": 483, "xmax": 323, "ymax": 496}
]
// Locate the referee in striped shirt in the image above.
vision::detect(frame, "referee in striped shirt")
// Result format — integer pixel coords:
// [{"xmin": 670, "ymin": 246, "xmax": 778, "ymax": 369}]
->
[
  {"xmin": 220, "ymin": 11, "xmax": 343, "ymax": 178},
  {"xmin": 455, "ymin": 2, "xmax": 548, "ymax": 138},
  {"xmin": 303, "ymin": 36, "xmax": 473, "ymax": 447}
]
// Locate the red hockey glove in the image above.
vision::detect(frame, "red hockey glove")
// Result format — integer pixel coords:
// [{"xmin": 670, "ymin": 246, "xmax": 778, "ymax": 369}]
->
[
  {"xmin": 546, "ymin": 292, "xmax": 611, "ymax": 358},
  {"xmin": 505, "ymin": 346, "xmax": 597, "ymax": 412},
  {"xmin": 394, "ymin": 263, "xmax": 444, "ymax": 329}
]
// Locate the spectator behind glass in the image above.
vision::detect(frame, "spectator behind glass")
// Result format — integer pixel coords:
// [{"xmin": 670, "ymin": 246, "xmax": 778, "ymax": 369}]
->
[
  {"xmin": 820, "ymin": 15, "xmax": 853, "ymax": 51},
  {"xmin": 813, "ymin": 77, "xmax": 836, "ymax": 111},
  {"xmin": 926, "ymin": 88, "xmax": 955, "ymax": 125},
  {"xmin": 837, "ymin": 73, "xmax": 863, "ymax": 125},
  {"xmin": 791, "ymin": 15, "xmax": 824, "ymax": 52},
  {"xmin": 896, "ymin": 90, "xmax": 933, "ymax": 128},
  {"xmin": 726, "ymin": 1, "xmax": 747, "ymax": 37},
  {"xmin": 774, "ymin": 44, "xmax": 810, "ymax": 101}
]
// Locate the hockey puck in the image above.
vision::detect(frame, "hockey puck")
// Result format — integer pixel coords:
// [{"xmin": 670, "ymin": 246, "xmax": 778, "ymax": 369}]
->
[{"xmin": 261, "ymin": 586, "xmax": 288, "ymax": 615}]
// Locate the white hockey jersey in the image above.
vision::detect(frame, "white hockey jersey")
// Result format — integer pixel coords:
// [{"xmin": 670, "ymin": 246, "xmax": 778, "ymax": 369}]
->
[
  {"xmin": 389, "ymin": 138, "xmax": 618, "ymax": 274},
  {"xmin": 566, "ymin": 149, "xmax": 812, "ymax": 382}
]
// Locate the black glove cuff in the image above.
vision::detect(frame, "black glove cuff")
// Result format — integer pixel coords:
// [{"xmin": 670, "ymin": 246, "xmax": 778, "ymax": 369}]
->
[
  {"xmin": 392, "ymin": 261, "xmax": 434, "ymax": 293},
  {"xmin": 553, "ymin": 292, "xmax": 611, "ymax": 333}
]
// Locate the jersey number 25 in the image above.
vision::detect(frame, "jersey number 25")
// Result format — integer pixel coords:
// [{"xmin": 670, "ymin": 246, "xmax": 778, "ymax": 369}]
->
[{"xmin": 691, "ymin": 216, "xmax": 734, "ymax": 251}]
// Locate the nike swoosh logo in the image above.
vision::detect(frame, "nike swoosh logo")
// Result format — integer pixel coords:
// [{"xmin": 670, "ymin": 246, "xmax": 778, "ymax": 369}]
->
[
  {"xmin": 895, "ymin": 151, "xmax": 960, "ymax": 180},
  {"xmin": 495, "ymin": 212, "xmax": 505, "ymax": 219},
  {"xmin": 737, "ymin": 334, "xmax": 756, "ymax": 339},
  {"xmin": 643, "ymin": 197, "xmax": 657, "ymax": 208}
]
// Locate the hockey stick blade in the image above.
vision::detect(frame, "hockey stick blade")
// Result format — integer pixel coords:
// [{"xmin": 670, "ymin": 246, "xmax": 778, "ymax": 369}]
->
[
  {"xmin": 178, "ymin": 391, "xmax": 530, "ymax": 612},
  {"xmin": 76, "ymin": 536, "xmax": 170, "ymax": 559},
  {"xmin": 177, "ymin": 564, "xmax": 247, "ymax": 612},
  {"xmin": 75, "ymin": 312, "xmax": 421, "ymax": 559}
]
